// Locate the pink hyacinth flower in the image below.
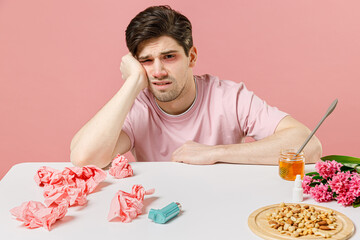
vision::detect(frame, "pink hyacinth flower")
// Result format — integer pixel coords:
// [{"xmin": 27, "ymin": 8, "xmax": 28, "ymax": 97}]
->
[
  {"xmin": 329, "ymin": 172, "xmax": 360, "ymax": 206},
  {"xmin": 328, "ymin": 171, "xmax": 353, "ymax": 195},
  {"xmin": 349, "ymin": 173, "xmax": 360, "ymax": 198},
  {"xmin": 302, "ymin": 175, "xmax": 314, "ymax": 194},
  {"xmin": 309, "ymin": 183, "xmax": 333, "ymax": 202},
  {"xmin": 336, "ymin": 193, "xmax": 356, "ymax": 206},
  {"xmin": 315, "ymin": 160, "xmax": 342, "ymax": 179}
]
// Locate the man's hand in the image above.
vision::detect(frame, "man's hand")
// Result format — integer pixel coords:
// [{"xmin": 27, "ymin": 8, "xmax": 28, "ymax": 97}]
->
[
  {"xmin": 120, "ymin": 53, "xmax": 148, "ymax": 90},
  {"xmin": 70, "ymin": 53, "xmax": 149, "ymax": 168},
  {"xmin": 171, "ymin": 141, "xmax": 219, "ymax": 165}
]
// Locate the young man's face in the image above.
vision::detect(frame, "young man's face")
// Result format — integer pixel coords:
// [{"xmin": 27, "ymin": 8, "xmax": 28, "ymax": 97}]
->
[{"xmin": 137, "ymin": 36, "xmax": 196, "ymax": 102}]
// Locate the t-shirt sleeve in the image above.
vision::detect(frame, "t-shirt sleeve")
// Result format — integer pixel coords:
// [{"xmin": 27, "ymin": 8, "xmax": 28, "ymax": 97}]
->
[{"xmin": 237, "ymin": 83, "xmax": 288, "ymax": 140}]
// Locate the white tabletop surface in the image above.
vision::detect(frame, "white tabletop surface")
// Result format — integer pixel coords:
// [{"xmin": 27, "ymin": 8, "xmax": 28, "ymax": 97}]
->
[{"xmin": 0, "ymin": 162, "xmax": 358, "ymax": 240}]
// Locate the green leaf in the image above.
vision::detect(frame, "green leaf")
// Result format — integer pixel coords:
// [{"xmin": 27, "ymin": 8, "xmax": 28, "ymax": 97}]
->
[
  {"xmin": 309, "ymin": 182, "xmax": 321, "ymax": 187},
  {"xmin": 342, "ymin": 163, "xmax": 359, "ymax": 169},
  {"xmin": 312, "ymin": 175, "xmax": 323, "ymax": 180},
  {"xmin": 306, "ymin": 172, "xmax": 319, "ymax": 176},
  {"xmin": 321, "ymin": 179, "xmax": 328, "ymax": 184},
  {"xmin": 355, "ymin": 165, "xmax": 360, "ymax": 174},
  {"xmin": 340, "ymin": 165, "xmax": 355, "ymax": 172},
  {"xmin": 353, "ymin": 197, "xmax": 360, "ymax": 208},
  {"xmin": 321, "ymin": 155, "xmax": 360, "ymax": 164}
]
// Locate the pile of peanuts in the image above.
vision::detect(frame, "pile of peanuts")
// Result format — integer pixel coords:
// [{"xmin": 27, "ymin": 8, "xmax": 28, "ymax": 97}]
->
[{"xmin": 266, "ymin": 203, "xmax": 337, "ymax": 238}]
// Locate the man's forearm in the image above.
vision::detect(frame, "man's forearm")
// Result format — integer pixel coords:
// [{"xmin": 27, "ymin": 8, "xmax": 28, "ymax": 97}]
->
[
  {"xmin": 171, "ymin": 116, "xmax": 322, "ymax": 165},
  {"xmin": 214, "ymin": 127, "xmax": 322, "ymax": 165},
  {"xmin": 70, "ymin": 75, "xmax": 144, "ymax": 167}
]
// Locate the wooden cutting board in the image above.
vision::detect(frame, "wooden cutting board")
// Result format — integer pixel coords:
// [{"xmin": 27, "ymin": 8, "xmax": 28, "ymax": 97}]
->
[{"xmin": 248, "ymin": 203, "xmax": 354, "ymax": 240}]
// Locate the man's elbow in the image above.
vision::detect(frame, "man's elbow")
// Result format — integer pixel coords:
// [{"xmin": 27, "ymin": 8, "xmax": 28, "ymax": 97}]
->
[
  {"xmin": 70, "ymin": 150, "xmax": 89, "ymax": 167},
  {"xmin": 70, "ymin": 149, "xmax": 111, "ymax": 168}
]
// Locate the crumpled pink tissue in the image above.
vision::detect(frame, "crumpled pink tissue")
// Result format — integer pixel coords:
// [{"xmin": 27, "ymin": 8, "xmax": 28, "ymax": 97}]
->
[
  {"xmin": 108, "ymin": 185, "xmax": 155, "ymax": 223},
  {"xmin": 109, "ymin": 154, "xmax": 133, "ymax": 179},
  {"xmin": 10, "ymin": 200, "xmax": 68, "ymax": 230},
  {"xmin": 11, "ymin": 165, "xmax": 107, "ymax": 230},
  {"xmin": 34, "ymin": 165, "xmax": 107, "ymax": 207}
]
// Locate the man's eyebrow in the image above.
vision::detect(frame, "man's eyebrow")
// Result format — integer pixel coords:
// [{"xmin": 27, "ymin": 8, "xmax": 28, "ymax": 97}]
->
[
  {"xmin": 160, "ymin": 50, "xmax": 178, "ymax": 55},
  {"xmin": 138, "ymin": 50, "xmax": 179, "ymax": 60}
]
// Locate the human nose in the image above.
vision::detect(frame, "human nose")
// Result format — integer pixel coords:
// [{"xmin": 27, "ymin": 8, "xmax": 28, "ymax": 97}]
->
[{"xmin": 151, "ymin": 59, "xmax": 167, "ymax": 79}]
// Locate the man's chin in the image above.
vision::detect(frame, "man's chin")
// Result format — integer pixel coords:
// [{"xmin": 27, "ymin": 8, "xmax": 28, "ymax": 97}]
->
[
  {"xmin": 152, "ymin": 91, "xmax": 178, "ymax": 103},
  {"xmin": 154, "ymin": 95, "xmax": 175, "ymax": 103}
]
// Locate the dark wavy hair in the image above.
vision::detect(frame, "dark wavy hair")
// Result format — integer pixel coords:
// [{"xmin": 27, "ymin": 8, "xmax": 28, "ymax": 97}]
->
[{"xmin": 125, "ymin": 5, "xmax": 193, "ymax": 57}]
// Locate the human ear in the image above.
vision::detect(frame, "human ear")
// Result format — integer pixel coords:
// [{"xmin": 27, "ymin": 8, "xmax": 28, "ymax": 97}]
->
[{"xmin": 188, "ymin": 46, "xmax": 197, "ymax": 67}]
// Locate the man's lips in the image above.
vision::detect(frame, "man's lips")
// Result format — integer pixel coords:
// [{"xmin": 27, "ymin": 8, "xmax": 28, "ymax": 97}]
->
[
  {"xmin": 151, "ymin": 81, "xmax": 172, "ymax": 85},
  {"xmin": 151, "ymin": 81, "xmax": 172, "ymax": 90}
]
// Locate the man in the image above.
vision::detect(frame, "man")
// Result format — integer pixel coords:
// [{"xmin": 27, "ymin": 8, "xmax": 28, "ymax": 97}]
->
[{"xmin": 70, "ymin": 5, "xmax": 322, "ymax": 168}]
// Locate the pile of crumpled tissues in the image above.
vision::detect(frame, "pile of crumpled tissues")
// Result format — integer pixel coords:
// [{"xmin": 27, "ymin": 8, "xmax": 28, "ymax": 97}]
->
[
  {"xmin": 10, "ymin": 155, "xmax": 154, "ymax": 230},
  {"xmin": 10, "ymin": 165, "xmax": 107, "ymax": 230}
]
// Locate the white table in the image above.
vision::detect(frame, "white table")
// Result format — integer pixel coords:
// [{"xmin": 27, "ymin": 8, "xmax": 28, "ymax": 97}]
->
[{"xmin": 0, "ymin": 162, "xmax": 358, "ymax": 239}]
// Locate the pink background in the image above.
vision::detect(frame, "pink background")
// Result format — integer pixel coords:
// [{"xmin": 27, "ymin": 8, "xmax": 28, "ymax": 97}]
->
[{"xmin": 1, "ymin": 0, "xmax": 359, "ymax": 180}]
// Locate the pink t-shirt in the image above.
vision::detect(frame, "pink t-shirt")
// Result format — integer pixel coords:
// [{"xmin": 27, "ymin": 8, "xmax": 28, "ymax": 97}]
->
[{"xmin": 122, "ymin": 74, "xmax": 287, "ymax": 162}]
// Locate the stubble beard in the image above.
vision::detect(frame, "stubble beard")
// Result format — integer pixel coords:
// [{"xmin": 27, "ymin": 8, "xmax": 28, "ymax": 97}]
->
[{"xmin": 149, "ymin": 77, "xmax": 186, "ymax": 103}]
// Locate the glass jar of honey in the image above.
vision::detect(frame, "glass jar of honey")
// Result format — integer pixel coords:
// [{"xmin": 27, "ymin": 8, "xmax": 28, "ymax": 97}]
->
[{"xmin": 279, "ymin": 149, "xmax": 305, "ymax": 181}]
